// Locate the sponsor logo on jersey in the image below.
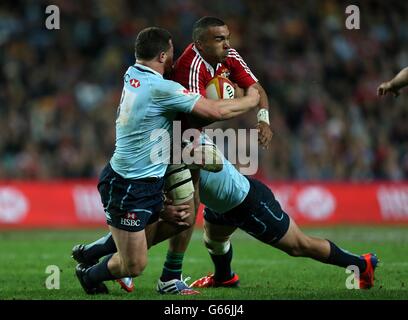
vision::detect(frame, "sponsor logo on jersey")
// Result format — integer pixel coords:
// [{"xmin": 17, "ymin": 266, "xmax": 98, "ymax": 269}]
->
[
  {"xmin": 219, "ymin": 68, "xmax": 231, "ymax": 78},
  {"xmin": 129, "ymin": 79, "xmax": 140, "ymax": 88}
]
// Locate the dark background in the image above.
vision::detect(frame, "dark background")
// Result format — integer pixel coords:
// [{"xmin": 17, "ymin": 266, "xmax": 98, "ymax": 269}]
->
[{"xmin": 1, "ymin": 0, "xmax": 407, "ymax": 181}]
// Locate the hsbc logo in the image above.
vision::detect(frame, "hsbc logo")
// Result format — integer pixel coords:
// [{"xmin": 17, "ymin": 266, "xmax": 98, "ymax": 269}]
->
[
  {"xmin": 129, "ymin": 79, "xmax": 140, "ymax": 88},
  {"xmin": 120, "ymin": 218, "xmax": 141, "ymax": 227},
  {"xmin": 121, "ymin": 212, "xmax": 141, "ymax": 227}
]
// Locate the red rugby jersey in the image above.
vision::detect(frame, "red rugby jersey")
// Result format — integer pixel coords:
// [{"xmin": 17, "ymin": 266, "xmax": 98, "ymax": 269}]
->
[{"xmin": 173, "ymin": 43, "xmax": 258, "ymax": 96}]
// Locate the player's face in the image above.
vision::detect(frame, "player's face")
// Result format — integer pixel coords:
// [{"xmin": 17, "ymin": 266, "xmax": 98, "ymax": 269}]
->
[{"xmin": 199, "ymin": 25, "xmax": 231, "ymax": 65}]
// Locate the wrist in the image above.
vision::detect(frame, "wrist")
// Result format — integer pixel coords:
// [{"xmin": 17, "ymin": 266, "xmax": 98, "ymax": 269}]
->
[
  {"xmin": 388, "ymin": 80, "xmax": 398, "ymax": 90},
  {"xmin": 257, "ymin": 108, "xmax": 270, "ymax": 125}
]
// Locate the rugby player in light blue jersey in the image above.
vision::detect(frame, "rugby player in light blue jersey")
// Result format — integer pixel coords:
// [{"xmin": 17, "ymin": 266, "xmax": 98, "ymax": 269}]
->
[
  {"xmin": 74, "ymin": 27, "xmax": 260, "ymax": 295},
  {"xmin": 141, "ymin": 134, "xmax": 379, "ymax": 292},
  {"xmin": 74, "ymin": 134, "xmax": 378, "ymax": 294},
  {"xmin": 189, "ymin": 137, "xmax": 378, "ymax": 290}
]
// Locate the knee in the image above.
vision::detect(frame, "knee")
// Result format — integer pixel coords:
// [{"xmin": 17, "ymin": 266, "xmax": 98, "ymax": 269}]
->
[
  {"xmin": 203, "ymin": 232, "xmax": 231, "ymax": 255},
  {"xmin": 125, "ymin": 259, "xmax": 147, "ymax": 277}
]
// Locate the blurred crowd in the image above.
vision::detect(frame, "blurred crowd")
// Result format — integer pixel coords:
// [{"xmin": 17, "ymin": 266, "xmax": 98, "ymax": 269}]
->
[{"xmin": 1, "ymin": 0, "xmax": 407, "ymax": 180}]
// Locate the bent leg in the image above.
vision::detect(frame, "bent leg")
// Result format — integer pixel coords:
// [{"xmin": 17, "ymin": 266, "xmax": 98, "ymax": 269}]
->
[
  {"xmin": 81, "ymin": 225, "xmax": 148, "ymax": 293},
  {"xmin": 107, "ymin": 225, "xmax": 148, "ymax": 278}
]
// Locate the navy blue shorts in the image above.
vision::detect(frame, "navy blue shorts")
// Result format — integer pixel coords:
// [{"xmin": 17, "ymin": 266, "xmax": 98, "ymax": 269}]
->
[
  {"xmin": 204, "ymin": 178, "xmax": 290, "ymax": 244},
  {"xmin": 97, "ymin": 163, "xmax": 164, "ymax": 232}
]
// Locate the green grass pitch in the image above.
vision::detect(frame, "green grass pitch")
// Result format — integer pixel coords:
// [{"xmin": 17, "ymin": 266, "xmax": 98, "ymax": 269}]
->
[{"xmin": 0, "ymin": 226, "xmax": 407, "ymax": 300}]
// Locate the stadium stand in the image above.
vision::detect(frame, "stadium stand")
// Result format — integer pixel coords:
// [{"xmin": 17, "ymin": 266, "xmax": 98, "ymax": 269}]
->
[{"xmin": 1, "ymin": 0, "xmax": 407, "ymax": 181}]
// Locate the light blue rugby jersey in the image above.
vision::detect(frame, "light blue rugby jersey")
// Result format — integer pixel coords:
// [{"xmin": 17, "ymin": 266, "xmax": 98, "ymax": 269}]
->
[
  {"xmin": 199, "ymin": 135, "xmax": 251, "ymax": 213},
  {"xmin": 110, "ymin": 63, "xmax": 201, "ymax": 179}
]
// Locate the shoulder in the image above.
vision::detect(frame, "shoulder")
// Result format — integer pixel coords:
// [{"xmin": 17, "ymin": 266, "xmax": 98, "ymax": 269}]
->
[
  {"xmin": 152, "ymin": 79, "xmax": 184, "ymax": 95},
  {"xmin": 226, "ymin": 48, "xmax": 247, "ymax": 64},
  {"xmin": 176, "ymin": 44, "xmax": 197, "ymax": 66},
  {"xmin": 174, "ymin": 45, "xmax": 207, "ymax": 92}
]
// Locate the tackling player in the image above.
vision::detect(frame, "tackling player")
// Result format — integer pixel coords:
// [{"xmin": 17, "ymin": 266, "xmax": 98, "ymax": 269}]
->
[{"xmin": 187, "ymin": 137, "xmax": 378, "ymax": 290}]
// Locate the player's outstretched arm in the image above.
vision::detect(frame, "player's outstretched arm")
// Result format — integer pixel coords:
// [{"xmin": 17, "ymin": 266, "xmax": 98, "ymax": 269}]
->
[
  {"xmin": 191, "ymin": 86, "xmax": 260, "ymax": 121},
  {"xmin": 377, "ymin": 67, "xmax": 408, "ymax": 97}
]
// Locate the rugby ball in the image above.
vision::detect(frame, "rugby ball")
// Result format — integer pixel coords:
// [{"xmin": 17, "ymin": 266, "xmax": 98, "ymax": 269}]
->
[{"xmin": 205, "ymin": 76, "xmax": 235, "ymax": 100}]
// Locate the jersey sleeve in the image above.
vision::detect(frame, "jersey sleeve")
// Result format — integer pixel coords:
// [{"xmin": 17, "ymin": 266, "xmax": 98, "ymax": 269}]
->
[
  {"xmin": 228, "ymin": 49, "xmax": 258, "ymax": 88},
  {"xmin": 153, "ymin": 80, "xmax": 201, "ymax": 113}
]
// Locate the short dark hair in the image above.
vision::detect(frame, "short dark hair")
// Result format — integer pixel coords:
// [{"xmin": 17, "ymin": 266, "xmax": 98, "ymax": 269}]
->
[
  {"xmin": 192, "ymin": 17, "xmax": 226, "ymax": 42},
  {"xmin": 135, "ymin": 27, "xmax": 172, "ymax": 60}
]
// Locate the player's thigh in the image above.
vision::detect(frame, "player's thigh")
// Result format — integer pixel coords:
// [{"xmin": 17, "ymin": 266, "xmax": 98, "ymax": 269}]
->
[
  {"xmin": 109, "ymin": 225, "xmax": 148, "ymax": 267},
  {"xmin": 98, "ymin": 163, "xmax": 164, "ymax": 265},
  {"xmin": 237, "ymin": 191, "xmax": 290, "ymax": 245},
  {"xmin": 164, "ymin": 164, "xmax": 197, "ymax": 226},
  {"xmin": 165, "ymin": 164, "xmax": 195, "ymax": 206}
]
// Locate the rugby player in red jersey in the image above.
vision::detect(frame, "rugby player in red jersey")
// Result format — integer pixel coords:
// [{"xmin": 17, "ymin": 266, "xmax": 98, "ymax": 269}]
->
[{"xmin": 155, "ymin": 17, "xmax": 273, "ymax": 294}]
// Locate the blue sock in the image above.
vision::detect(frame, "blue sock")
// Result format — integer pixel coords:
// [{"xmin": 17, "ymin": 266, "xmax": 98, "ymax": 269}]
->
[
  {"xmin": 85, "ymin": 254, "xmax": 116, "ymax": 285},
  {"xmin": 84, "ymin": 233, "xmax": 116, "ymax": 262},
  {"xmin": 326, "ymin": 240, "xmax": 367, "ymax": 272},
  {"xmin": 211, "ymin": 245, "xmax": 233, "ymax": 282}
]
